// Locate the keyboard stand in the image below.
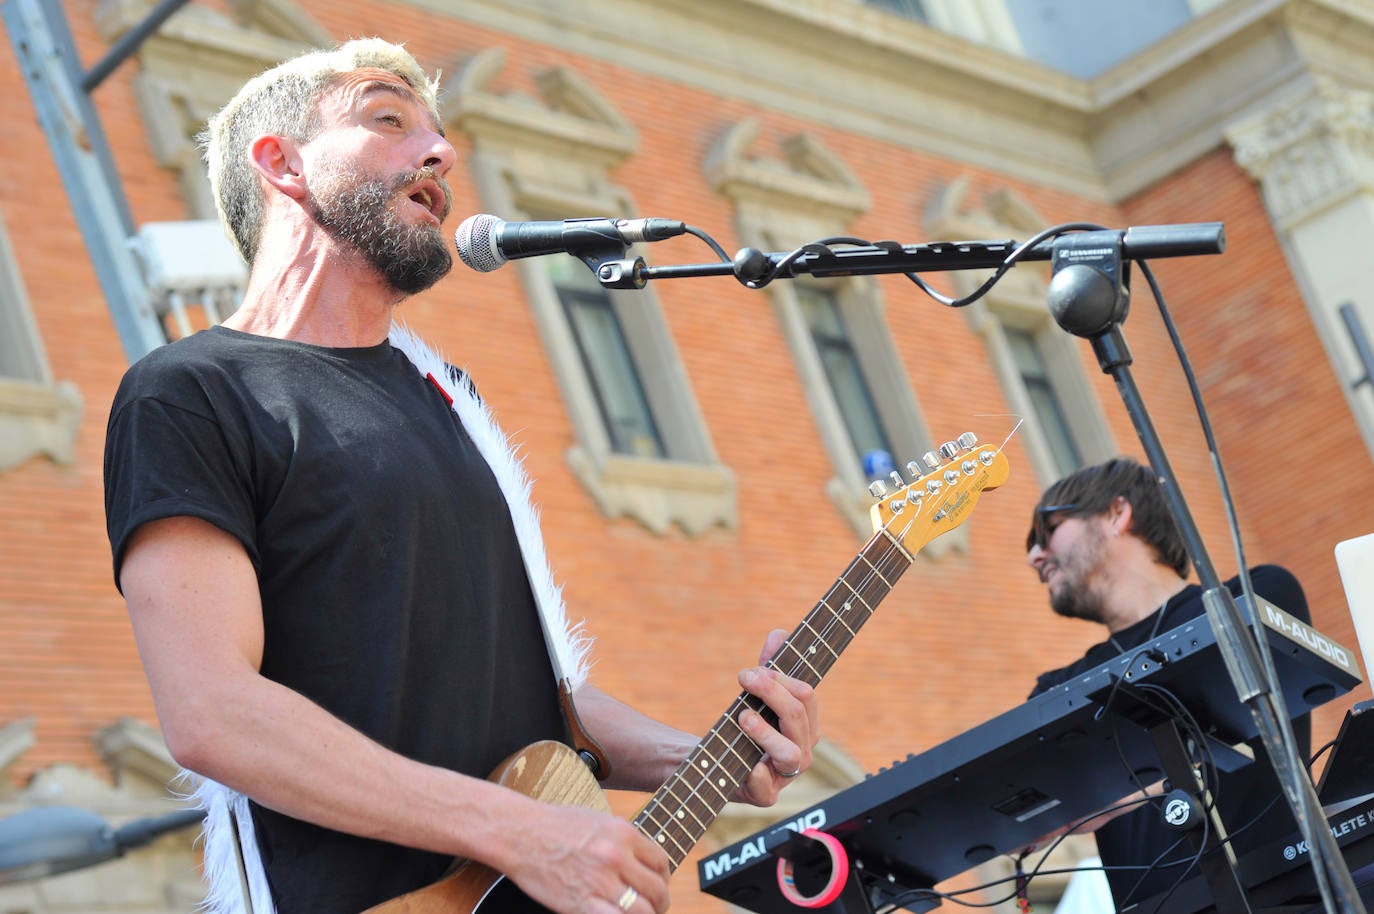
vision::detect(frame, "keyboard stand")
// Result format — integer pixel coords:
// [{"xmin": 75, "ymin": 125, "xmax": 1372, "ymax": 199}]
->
[{"xmin": 1150, "ymin": 716, "xmax": 1253, "ymax": 914}]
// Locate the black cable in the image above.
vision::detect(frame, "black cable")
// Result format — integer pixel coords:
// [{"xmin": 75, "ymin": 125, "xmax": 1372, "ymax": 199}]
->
[
  {"xmin": 899, "ymin": 222, "xmax": 1108, "ymax": 308},
  {"xmin": 683, "ymin": 224, "xmax": 730, "ymax": 262},
  {"xmin": 1136, "ymin": 261, "xmax": 1353, "ymax": 913}
]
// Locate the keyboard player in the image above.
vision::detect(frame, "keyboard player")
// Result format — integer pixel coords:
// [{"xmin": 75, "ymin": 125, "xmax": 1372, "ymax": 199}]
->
[{"xmin": 1024, "ymin": 458, "xmax": 1310, "ymax": 909}]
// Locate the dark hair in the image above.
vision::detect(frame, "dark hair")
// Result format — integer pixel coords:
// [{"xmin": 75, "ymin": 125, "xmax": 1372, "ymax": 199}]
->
[{"xmin": 1025, "ymin": 457, "xmax": 1191, "ymax": 578}]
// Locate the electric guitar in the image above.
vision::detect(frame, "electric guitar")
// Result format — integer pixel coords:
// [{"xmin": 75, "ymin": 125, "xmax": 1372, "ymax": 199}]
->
[{"xmin": 367, "ymin": 433, "xmax": 1010, "ymax": 913}]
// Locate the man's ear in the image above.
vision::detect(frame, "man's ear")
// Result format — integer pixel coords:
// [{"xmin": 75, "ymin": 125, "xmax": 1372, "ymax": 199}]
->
[
  {"xmin": 1109, "ymin": 495, "xmax": 1134, "ymax": 537},
  {"xmin": 250, "ymin": 134, "xmax": 308, "ymax": 200}
]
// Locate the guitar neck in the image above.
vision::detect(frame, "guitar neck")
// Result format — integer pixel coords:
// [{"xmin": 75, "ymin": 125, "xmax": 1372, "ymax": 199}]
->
[{"xmin": 631, "ymin": 526, "xmax": 915, "ymax": 871}]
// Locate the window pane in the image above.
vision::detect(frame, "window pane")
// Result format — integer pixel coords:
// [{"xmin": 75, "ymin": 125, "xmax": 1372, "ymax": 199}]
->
[
  {"xmin": 557, "ymin": 281, "xmax": 665, "ymax": 459},
  {"xmin": 796, "ymin": 286, "xmax": 894, "ymax": 474},
  {"xmin": 1005, "ymin": 327, "xmax": 1082, "ymax": 474}
]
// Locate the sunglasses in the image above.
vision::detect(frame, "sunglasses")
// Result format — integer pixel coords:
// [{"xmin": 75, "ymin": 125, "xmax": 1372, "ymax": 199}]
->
[{"xmin": 1028, "ymin": 503, "xmax": 1082, "ymax": 549}]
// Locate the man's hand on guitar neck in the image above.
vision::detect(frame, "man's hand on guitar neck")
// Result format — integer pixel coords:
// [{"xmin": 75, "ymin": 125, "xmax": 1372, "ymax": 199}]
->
[
  {"xmin": 579, "ymin": 628, "xmax": 819, "ymax": 805},
  {"xmin": 733, "ymin": 628, "xmax": 819, "ymax": 806}
]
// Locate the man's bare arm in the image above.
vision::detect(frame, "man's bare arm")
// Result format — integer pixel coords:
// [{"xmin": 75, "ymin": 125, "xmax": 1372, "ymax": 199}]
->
[{"xmin": 121, "ymin": 515, "xmax": 671, "ymax": 914}]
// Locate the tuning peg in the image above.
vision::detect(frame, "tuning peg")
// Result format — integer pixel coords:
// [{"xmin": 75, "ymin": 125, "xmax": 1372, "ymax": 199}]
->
[
  {"xmin": 905, "ymin": 460, "xmax": 923, "ymax": 478},
  {"xmin": 939, "ymin": 441, "xmax": 960, "ymax": 461},
  {"xmin": 957, "ymin": 431, "xmax": 978, "ymax": 450},
  {"xmin": 868, "ymin": 480, "xmax": 888, "ymax": 498},
  {"xmin": 921, "ymin": 450, "xmax": 940, "ymax": 470},
  {"xmin": 889, "ymin": 470, "xmax": 905, "ymax": 490}
]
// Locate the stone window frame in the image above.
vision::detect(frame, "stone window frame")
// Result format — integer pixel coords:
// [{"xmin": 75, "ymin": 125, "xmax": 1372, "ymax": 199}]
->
[
  {"xmin": 445, "ymin": 49, "xmax": 735, "ymax": 536},
  {"xmin": 925, "ymin": 178, "xmax": 1117, "ymax": 485},
  {"xmin": 0, "ymin": 214, "xmax": 83, "ymax": 473},
  {"xmin": 706, "ymin": 118, "xmax": 957, "ymax": 548}
]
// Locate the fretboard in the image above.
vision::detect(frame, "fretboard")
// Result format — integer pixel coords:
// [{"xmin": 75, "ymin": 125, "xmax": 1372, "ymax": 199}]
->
[{"xmin": 630, "ymin": 525, "xmax": 916, "ymax": 870}]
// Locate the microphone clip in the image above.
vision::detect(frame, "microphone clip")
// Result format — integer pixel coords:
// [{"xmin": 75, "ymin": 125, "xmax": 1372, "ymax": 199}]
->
[{"xmin": 593, "ymin": 257, "xmax": 648, "ymax": 290}]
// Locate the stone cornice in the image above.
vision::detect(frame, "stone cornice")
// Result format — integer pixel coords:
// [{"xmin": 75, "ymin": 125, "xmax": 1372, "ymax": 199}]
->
[{"xmin": 409, "ymin": 0, "xmax": 1374, "ymax": 205}]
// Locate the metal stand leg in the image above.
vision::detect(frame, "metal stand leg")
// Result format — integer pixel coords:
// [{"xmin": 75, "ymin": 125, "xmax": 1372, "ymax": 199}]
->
[{"xmin": 1149, "ymin": 719, "xmax": 1252, "ymax": 914}]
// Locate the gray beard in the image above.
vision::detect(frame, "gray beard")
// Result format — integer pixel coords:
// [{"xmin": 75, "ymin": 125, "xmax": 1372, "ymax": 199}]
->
[{"xmin": 309, "ymin": 170, "xmax": 452, "ymax": 296}]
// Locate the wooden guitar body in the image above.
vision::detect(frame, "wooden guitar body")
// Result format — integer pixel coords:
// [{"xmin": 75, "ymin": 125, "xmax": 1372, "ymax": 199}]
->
[{"xmin": 364, "ymin": 740, "xmax": 607, "ymax": 914}]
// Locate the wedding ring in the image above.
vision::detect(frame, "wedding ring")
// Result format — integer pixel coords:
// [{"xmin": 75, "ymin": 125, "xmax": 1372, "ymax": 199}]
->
[
  {"xmin": 618, "ymin": 886, "xmax": 638, "ymax": 910},
  {"xmin": 776, "ymin": 765, "xmax": 802, "ymax": 779}
]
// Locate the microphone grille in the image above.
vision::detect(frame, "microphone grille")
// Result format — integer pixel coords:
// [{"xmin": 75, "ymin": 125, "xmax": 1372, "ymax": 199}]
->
[{"xmin": 455, "ymin": 214, "xmax": 505, "ymax": 273}]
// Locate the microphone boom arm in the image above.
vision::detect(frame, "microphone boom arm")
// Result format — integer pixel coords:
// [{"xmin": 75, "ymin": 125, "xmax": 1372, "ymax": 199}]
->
[{"xmin": 591, "ymin": 222, "xmax": 1225, "ymax": 290}]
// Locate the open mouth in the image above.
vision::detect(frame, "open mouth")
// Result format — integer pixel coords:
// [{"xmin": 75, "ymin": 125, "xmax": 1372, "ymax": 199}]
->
[{"xmin": 405, "ymin": 181, "xmax": 446, "ymax": 222}]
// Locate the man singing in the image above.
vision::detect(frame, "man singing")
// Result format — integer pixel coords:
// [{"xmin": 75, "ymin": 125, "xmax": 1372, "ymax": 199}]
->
[{"xmin": 104, "ymin": 38, "xmax": 819, "ymax": 914}]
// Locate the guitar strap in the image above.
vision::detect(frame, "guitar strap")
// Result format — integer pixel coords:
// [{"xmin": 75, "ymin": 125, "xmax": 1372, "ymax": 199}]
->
[
  {"xmin": 390, "ymin": 322, "xmax": 593, "ymax": 692},
  {"xmin": 184, "ymin": 323, "xmax": 595, "ymax": 914}
]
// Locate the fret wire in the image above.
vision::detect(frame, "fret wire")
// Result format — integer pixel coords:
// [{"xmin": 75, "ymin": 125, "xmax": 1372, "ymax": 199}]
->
[
  {"xmin": 817, "ymin": 594, "xmax": 860, "ymax": 638},
  {"xmin": 776, "ymin": 639, "xmax": 823, "ymax": 681},
  {"xmin": 636, "ymin": 772, "xmax": 726, "ymax": 860},
  {"xmin": 639, "ymin": 789, "xmax": 715, "ymax": 846},
  {"xmin": 657, "ymin": 785, "xmax": 711, "ymax": 832},
  {"xmin": 797, "ymin": 620, "xmax": 840, "ymax": 660},
  {"xmin": 833, "ymin": 574, "xmax": 877, "ymax": 611},
  {"xmin": 855, "ymin": 553, "xmax": 893, "ymax": 589},
  {"xmin": 652, "ymin": 823, "xmax": 691, "ymax": 859},
  {"xmin": 829, "ymin": 585, "xmax": 873, "ymax": 626},
  {"xmin": 873, "ymin": 541, "xmax": 912, "ymax": 580}
]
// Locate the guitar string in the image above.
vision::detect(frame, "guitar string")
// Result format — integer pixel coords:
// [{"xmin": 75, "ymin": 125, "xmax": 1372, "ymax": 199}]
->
[{"xmin": 638, "ymin": 443, "xmax": 1007, "ymax": 863}]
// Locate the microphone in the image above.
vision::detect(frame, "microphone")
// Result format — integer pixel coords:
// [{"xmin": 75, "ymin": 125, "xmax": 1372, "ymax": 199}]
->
[{"xmin": 454, "ymin": 214, "xmax": 687, "ymax": 272}]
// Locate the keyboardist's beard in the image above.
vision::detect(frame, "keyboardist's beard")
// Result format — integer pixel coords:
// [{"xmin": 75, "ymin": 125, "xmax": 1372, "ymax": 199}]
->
[
  {"xmin": 1050, "ymin": 585, "xmax": 1105, "ymax": 624},
  {"xmin": 1046, "ymin": 527, "xmax": 1109, "ymax": 624}
]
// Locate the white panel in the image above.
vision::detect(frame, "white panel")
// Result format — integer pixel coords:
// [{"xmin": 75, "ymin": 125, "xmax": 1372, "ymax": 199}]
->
[{"xmin": 1335, "ymin": 534, "xmax": 1374, "ymax": 683}]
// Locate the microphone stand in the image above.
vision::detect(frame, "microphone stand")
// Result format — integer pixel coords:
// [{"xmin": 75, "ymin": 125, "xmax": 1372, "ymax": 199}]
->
[{"xmin": 586, "ymin": 221, "xmax": 1366, "ymax": 914}]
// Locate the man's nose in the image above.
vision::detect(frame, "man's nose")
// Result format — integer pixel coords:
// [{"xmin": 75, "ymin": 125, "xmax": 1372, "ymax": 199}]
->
[
  {"xmin": 420, "ymin": 132, "xmax": 457, "ymax": 175},
  {"xmin": 1026, "ymin": 544, "xmax": 1047, "ymax": 570}
]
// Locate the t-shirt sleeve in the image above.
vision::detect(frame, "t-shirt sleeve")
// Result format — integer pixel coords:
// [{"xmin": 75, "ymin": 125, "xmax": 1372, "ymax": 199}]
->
[{"xmin": 104, "ymin": 383, "xmax": 260, "ymax": 592}]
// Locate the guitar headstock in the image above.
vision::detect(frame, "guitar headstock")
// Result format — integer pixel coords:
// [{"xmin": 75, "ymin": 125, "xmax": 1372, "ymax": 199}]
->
[{"xmin": 868, "ymin": 432, "xmax": 1010, "ymax": 553}]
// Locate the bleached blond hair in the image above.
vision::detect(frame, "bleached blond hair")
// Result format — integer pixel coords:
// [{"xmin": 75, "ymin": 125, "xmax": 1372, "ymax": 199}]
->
[{"xmin": 201, "ymin": 38, "xmax": 441, "ymax": 264}]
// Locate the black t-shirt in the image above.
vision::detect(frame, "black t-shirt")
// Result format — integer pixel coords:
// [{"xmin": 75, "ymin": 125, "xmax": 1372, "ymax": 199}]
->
[
  {"xmin": 1030, "ymin": 565, "xmax": 1311, "ymax": 909},
  {"xmin": 104, "ymin": 326, "xmax": 569, "ymax": 912}
]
